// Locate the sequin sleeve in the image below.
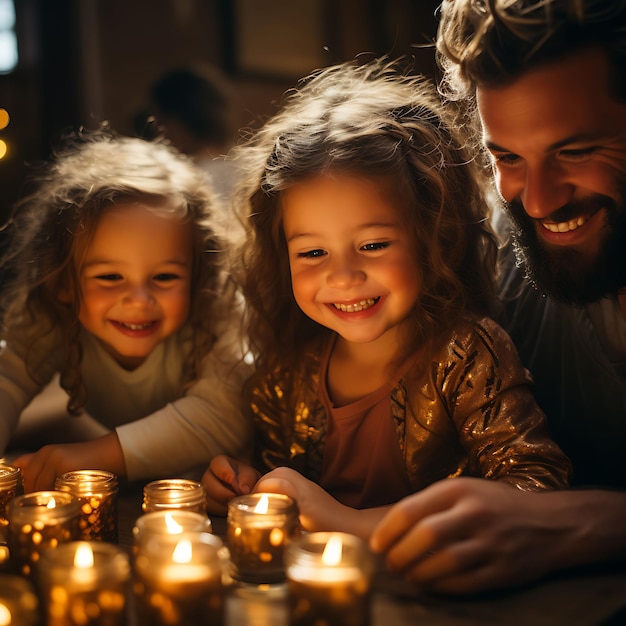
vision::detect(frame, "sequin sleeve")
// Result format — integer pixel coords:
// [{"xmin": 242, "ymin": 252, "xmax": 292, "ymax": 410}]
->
[
  {"xmin": 248, "ymin": 350, "xmax": 326, "ymax": 477},
  {"xmin": 418, "ymin": 317, "xmax": 572, "ymax": 490}
]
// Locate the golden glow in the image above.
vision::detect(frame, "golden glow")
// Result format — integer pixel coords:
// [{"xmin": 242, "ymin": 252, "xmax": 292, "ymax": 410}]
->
[
  {"xmin": 46, "ymin": 497, "xmax": 56, "ymax": 509},
  {"xmin": 74, "ymin": 543, "xmax": 94, "ymax": 568},
  {"xmin": 0, "ymin": 140, "xmax": 6, "ymax": 160},
  {"xmin": 253, "ymin": 494, "xmax": 269, "ymax": 514},
  {"xmin": 0, "ymin": 108, "xmax": 8, "ymax": 130},
  {"xmin": 322, "ymin": 534, "xmax": 343, "ymax": 565}
]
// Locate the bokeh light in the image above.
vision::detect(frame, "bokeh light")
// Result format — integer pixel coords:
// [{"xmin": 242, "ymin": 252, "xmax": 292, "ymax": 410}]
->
[{"xmin": 0, "ymin": 108, "xmax": 9, "ymax": 130}]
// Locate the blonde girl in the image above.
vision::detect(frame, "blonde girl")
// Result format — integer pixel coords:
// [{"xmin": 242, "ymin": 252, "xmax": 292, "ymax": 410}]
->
[{"xmin": 1, "ymin": 129, "xmax": 251, "ymax": 491}]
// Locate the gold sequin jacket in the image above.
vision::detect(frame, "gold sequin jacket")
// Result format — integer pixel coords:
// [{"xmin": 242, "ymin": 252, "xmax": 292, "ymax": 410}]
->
[{"xmin": 250, "ymin": 316, "xmax": 572, "ymax": 492}]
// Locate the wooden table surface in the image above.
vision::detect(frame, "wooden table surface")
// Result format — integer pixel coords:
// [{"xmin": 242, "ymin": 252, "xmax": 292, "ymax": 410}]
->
[{"xmin": 116, "ymin": 481, "xmax": 626, "ymax": 626}]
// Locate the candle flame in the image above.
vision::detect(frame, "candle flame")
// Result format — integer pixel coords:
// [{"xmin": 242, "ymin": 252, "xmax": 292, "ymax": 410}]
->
[
  {"xmin": 0, "ymin": 604, "xmax": 11, "ymax": 626},
  {"xmin": 322, "ymin": 534, "xmax": 343, "ymax": 566},
  {"xmin": 253, "ymin": 494, "xmax": 269, "ymax": 514},
  {"xmin": 172, "ymin": 539, "xmax": 192, "ymax": 564},
  {"xmin": 74, "ymin": 543, "xmax": 94, "ymax": 569},
  {"xmin": 164, "ymin": 512, "xmax": 184, "ymax": 534},
  {"xmin": 47, "ymin": 497, "xmax": 57, "ymax": 509}
]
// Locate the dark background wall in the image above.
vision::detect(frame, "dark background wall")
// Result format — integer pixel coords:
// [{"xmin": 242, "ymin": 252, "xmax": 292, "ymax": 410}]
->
[{"xmin": 0, "ymin": 0, "xmax": 441, "ymax": 220}]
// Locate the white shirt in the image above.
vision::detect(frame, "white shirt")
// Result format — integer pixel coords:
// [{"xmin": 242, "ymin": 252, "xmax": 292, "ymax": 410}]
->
[{"xmin": 0, "ymin": 319, "xmax": 253, "ymax": 480}]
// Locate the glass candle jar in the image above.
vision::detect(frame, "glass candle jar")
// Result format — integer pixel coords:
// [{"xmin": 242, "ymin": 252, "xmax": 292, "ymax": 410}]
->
[
  {"xmin": 0, "ymin": 573, "xmax": 40, "ymax": 625},
  {"xmin": 38, "ymin": 541, "xmax": 130, "ymax": 626},
  {"xmin": 133, "ymin": 510, "xmax": 212, "ymax": 551},
  {"xmin": 285, "ymin": 532, "xmax": 374, "ymax": 626},
  {"xmin": 227, "ymin": 492, "xmax": 300, "ymax": 584},
  {"xmin": 134, "ymin": 531, "xmax": 225, "ymax": 626},
  {"xmin": 142, "ymin": 478, "xmax": 207, "ymax": 515},
  {"xmin": 0, "ymin": 464, "xmax": 23, "ymax": 531},
  {"xmin": 55, "ymin": 470, "xmax": 119, "ymax": 543},
  {"xmin": 6, "ymin": 491, "xmax": 82, "ymax": 577}
]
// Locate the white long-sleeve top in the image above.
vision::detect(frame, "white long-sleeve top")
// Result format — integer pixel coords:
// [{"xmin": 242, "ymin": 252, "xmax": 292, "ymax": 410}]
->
[{"xmin": 0, "ymin": 320, "xmax": 253, "ymax": 480}]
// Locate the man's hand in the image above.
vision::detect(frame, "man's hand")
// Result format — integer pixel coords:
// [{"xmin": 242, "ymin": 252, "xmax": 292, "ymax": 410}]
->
[
  {"xmin": 11, "ymin": 432, "xmax": 126, "ymax": 492},
  {"xmin": 370, "ymin": 477, "xmax": 626, "ymax": 594}
]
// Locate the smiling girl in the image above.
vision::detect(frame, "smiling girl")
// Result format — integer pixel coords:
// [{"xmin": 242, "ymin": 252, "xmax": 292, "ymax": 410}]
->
[
  {"xmin": 0, "ymin": 129, "xmax": 251, "ymax": 491},
  {"xmin": 202, "ymin": 59, "xmax": 571, "ymax": 537}
]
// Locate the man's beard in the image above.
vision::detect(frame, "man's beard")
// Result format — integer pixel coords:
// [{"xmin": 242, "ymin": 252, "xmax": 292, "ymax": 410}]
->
[{"xmin": 504, "ymin": 192, "xmax": 626, "ymax": 306}]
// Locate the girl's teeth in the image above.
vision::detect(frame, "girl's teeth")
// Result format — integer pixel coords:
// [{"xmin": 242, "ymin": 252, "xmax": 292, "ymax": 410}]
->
[
  {"xmin": 333, "ymin": 298, "xmax": 377, "ymax": 313},
  {"xmin": 121, "ymin": 322, "xmax": 153, "ymax": 330}
]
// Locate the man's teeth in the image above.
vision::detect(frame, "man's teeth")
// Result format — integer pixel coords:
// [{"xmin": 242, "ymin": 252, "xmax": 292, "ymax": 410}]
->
[
  {"xmin": 542, "ymin": 215, "xmax": 587, "ymax": 233},
  {"xmin": 120, "ymin": 322, "xmax": 153, "ymax": 330},
  {"xmin": 333, "ymin": 298, "xmax": 377, "ymax": 313}
]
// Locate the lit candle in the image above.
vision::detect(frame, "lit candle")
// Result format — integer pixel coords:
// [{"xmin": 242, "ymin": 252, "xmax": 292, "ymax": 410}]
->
[
  {"xmin": 0, "ymin": 573, "xmax": 40, "ymax": 625},
  {"xmin": 55, "ymin": 470, "xmax": 119, "ymax": 542},
  {"xmin": 6, "ymin": 491, "xmax": 82, "ymax": 577},
  {"xmin": 38, "ymin": 541, "xmax": 130, "ymax": 626},
  {"xmin": 286, "ymin": 532, "xmax": 374, "ymax": 626},
  {"xmin": 134, "ymin": 532, "xmax": 225, "ymax": 626},
  {"xmin": 133, "ymin": 510, "xmax": 212, "ymax": 544},
  {"xmin": 227, "ymin": 492, "xmax": 300, "ymax": 584}
]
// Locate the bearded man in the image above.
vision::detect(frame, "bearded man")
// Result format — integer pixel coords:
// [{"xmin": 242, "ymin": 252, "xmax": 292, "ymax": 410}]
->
[{"xmin": 370, "ymin": 0, "xmax": 626, "ymax": 595}]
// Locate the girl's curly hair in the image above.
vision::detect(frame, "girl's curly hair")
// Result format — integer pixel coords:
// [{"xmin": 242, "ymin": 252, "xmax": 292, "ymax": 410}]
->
[
  {"xmin": 231, "ymin": 57, "xmax": 498, "ymax": 377},
  {"xmin": 0, "ymin": 127, "xmax": 228, "ymax": 414}
]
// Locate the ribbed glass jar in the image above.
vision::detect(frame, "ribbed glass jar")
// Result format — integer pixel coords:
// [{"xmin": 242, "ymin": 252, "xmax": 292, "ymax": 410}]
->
[
  {"xmin": 55, "ymin": 469, "xmax": 119, "ymax": 542},
  {"xmin": 142, "ymin": 478, "xmax": 207, "ymax": 515}
]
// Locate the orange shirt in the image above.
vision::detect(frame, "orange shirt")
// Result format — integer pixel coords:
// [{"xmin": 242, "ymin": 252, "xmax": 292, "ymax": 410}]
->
[{"xmin": 319, "ymin": 343, "xmax": 413, "ymax": 509}]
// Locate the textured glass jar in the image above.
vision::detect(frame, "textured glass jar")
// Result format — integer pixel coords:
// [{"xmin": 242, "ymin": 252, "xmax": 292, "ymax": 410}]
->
[
  {"xmin": 39, "ymin": 541, "xmax": 130, "ymax": 626},
  {"xmin": 6, "ymin": 491, "xmax": 82, "ymax": 577},
  {"xmin": 55, "ymin": 469, "xmax": 119, "ymax": 543},
  {"xmin": 142, "ymin": 478, "xmax": 207, "ymax": 515},
  {"xmin": 227, "ymin": 492, "xmax": 300, "ymax": 583},
  {"xmin": 0, "ymin": 464, "xmax": 23, "ymax": 531}
]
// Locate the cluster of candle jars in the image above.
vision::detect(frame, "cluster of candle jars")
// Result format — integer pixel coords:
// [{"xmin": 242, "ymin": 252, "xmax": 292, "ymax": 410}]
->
[{"xmin": 0, "ymin": 467, "xmax": 376, "ymax": 626}]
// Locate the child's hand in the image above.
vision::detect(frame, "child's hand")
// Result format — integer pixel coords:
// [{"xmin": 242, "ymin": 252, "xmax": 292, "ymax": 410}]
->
[
  {"xmin": 254, "ymin": 467, "xmax": 351, "ymax": 533},
  {"xmin": 11, "ymin": 433, "xmax": 126, "ymax": 492},
  {"xmin": 201, "ymin": 454, "xmax": 261, "ymax": 515}
]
